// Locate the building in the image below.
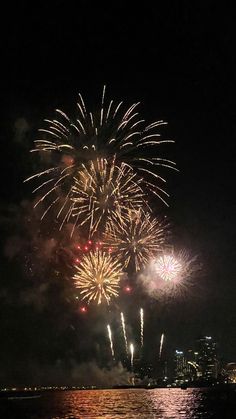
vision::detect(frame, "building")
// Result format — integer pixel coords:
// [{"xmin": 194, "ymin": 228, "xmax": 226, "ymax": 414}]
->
[
  {"xmin": 173, "ymin": 350, "xmax": 189, "ymax": 385},
  {"xmin": 196, "ymin": 336, "xmax": 218, "ymax": 381},
  {"xmin": 138, "ymin": 360, "xmax": 154, "ymax": 379},
  {"xmin": 185, "ymin": 349, "xmax": 201, "ymax": 381},
  {"xmin": 225, "ymin": 363, "xmax": 236, "ymax": 383}
]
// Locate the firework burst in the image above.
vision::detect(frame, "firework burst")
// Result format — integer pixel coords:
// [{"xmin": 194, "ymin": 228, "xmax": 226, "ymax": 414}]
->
[
  {"xmin": 73, "ymin": 250, "xmax": 123, "ymax": 305},
  {"xmin": 155, "ymin": 254, "xmax": 182, "ymax": 282},
  {"xmin": 140, "ymin": 249, "xmax": 201, "ymax": 300},
  {"xmin": 155, "ymin": 250, "xmax": 200, "ymax": 286},
  {"xmin": 70, "ymin": 157, "xmax": 145, "ymax": 236},
  {"xmin": 104, "ymin": 209, "xmax": 167, "ymax": 271},
  {"xmin": 25, "ymin": 86, "xmax": 177, "ymax": 227}
]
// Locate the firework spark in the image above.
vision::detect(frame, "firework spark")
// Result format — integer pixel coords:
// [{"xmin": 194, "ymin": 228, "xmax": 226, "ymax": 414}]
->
[
  {"xmin": 107, "ymin": 324, "xmax": 115, "ymax": 359},
  {"xmin": 155, "ymin": 254, "xmax": 182, "ymax": 281},
  {"xmin": 130, "ymin": 343, "xmax": 134, "ymax": 370},
  {"xmin": 25, "ymin": 86, "xmax": 177, "ymax": 227},
  {"xmin": 140, "ymin": 308, "xmax": 144, "ymax": 348},
  {"xmin": 104, "ymin": 209, "xmax": 167, "ymax": 271},
  {"xmin": 120, "ymin": 312, "xmax": 128, "ymax": 355},
  {"xmin": 73, "ymin": 250, "xmax": 123, "ymax": 305},
  {"xmin": 159, "ymin": 333, "xmax": 164, "ymax": 359}
]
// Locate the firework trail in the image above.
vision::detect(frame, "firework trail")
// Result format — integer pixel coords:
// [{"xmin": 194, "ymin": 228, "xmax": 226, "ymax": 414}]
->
[
  {"xmin": 73, "ymin": 250, "xmax": 123, "ymax": 305},
  {"xmin": 130, "ymin": 343, "xmax": 134, "ymax": 370},
  {"xmin": 120, "ymin": 312, "xmax": 128, "ymax": 355},
  {"xmin": 104, "ymin": 209, "xmax": 167, "ymax": 271},
  {"xmin": 140, "ymin": 308, "xmax": 144, "ymax": 348},
  {"xmin": 25, "ymin": 86, "xmax": 177, "ymax": 227},
  {"xmin": 107, "ymin": 324, "xmax": 115, "ymax": 359},
  {"xmin": 159, "ymin": 333, "xmax": 164, "ymax": 359}
]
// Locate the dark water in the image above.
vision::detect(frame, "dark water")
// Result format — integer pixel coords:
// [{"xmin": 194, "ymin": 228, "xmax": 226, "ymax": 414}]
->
[{"xmin": 1, "ymin": 388, "xmax": 236, "ymax": 419}]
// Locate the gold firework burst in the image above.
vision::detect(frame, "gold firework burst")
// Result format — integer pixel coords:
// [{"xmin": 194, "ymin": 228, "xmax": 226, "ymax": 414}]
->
[
  {"xmin": 104, "ymin": 209, "xmax": 167, "ymax": 271},
  {"xmin": 73, "ymin": 250, "xmax": 123, "ymax": 304},
  {"xmin": 70, "ymin": 157, "xmax": 145, "ymax": 236},
  {"xmin": 25, "ymin": 86, "xmax": 177, "ymax": 227}
]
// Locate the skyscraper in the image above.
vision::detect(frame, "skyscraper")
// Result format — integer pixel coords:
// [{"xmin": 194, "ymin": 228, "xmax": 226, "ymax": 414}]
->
[
  {"xmin": 196, "ymin": 336, "xmax": 218, "ymax": 381},
  {"xmin": 173, "ymin": 350, "xmax": 189, "ymax": 384},
  {"xmin": 185, "ymin": 349, "xmax": 201, "ymax": 381},
  {"xmin": 225, "ymin": 363, "xmax": 236, "ymax": 383}
]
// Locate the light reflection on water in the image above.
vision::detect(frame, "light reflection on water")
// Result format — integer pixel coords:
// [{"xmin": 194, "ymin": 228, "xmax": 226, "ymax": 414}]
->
[{"xmin": 1, "ymin": 388, "xmax": 236, "ymax": 418}]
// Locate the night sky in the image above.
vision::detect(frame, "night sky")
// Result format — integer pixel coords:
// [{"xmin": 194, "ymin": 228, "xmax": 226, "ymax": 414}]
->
[{"xmin": 1, "ymin": 2, "xmax": 236, "ymax": 385}]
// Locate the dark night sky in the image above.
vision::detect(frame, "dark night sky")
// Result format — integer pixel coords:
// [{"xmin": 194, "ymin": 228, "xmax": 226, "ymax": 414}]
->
[{"xmin": 0, "ymin": 2, "xmax": 236, "ymax": 385}]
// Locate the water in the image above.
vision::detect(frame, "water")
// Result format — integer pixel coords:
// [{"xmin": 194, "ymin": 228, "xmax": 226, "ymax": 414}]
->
[{"xmin": 1, "ymin": 388, "xmax": 236, "ymax": 418}]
